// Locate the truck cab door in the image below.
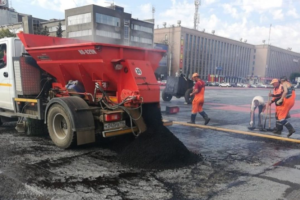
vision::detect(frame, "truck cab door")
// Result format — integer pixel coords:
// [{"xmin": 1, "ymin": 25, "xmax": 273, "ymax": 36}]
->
[{"xmin": 0, "ymin": 41, "xmax": 14, "ymax": 111}]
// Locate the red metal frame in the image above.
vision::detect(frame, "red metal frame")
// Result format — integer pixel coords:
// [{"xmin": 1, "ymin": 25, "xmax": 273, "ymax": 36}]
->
[{"xmin": 18, "ymin": 32, "xmax": 165, "ymax": 105}]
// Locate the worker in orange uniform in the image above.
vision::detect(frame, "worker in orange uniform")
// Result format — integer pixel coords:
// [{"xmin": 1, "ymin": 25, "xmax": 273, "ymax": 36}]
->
[
  {"xmin": 269, "ymin": 77, "xmax": 295, "ymax": 137},
  {"xmin": 187, "ymin": 73, "xmax": 210, "ymax": 125}
]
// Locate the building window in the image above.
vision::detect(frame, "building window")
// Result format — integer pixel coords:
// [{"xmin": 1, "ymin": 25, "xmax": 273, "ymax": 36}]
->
[
  {"xmin": 132, "ymin": 24, "xmax": 153, "ymax": 33},
  {"xmin": 140, "ymin": 37, "xmax": 152, "ymax": 44},
  {"xmin": 49, "ymin": 26, "xmax": 57, "ymax": 32},
  {"xmin": 96, "ymin": 13, "xmax": 120, "ymax": 27},
  {"xmin": 68, "ymin": 13, "xmax": 91, "ymax": 26},
  {"xmin": 124, "ymin": 26, "xmax": 129, "ymax": 39},
  {"xmin": 131, "ymin": 36, "xmax": 139, "ymax": 42},
  {"xmin": 130, "ymin": 36, "xmax": 152, "ymax": 44},
  {"xmin": 96, "ymin": 30, "xmax": 121, "ymax": 39},
  {"xmin": 68, "ymin": 29, "xmax": 92, "ymax": 37},
  {"xmin": 48, "ymin": 25, "xmax": 66, "ymax": 33}
]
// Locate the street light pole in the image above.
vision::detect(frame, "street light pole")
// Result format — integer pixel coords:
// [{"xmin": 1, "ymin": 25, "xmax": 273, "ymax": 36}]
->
[{"xmin": 268, "ymin": 24, "xmax": 272, "ymax": 45}]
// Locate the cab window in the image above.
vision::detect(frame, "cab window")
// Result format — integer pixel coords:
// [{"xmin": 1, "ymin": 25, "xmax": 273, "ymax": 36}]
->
[{"xmin": 0, "ymin": 44, "xmax": 7, "ymax": 69}]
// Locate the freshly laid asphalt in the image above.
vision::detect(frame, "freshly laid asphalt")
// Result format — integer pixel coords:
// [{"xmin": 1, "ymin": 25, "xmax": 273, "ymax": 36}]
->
[{"xmin": 0, "ymin": 87, "xmax": 300, "ymax": 199}]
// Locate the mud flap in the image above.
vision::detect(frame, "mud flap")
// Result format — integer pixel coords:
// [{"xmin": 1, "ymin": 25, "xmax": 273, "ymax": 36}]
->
[
  {"xmin": 77, "ymin": 129, "xmax": 95, "ymax": 145},
  {"xmin": 127, "ymin": 109, "xmax": 147, "ymax": 134}
]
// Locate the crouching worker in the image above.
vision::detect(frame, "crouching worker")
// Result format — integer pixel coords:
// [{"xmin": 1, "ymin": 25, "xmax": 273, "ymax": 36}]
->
[
  {"xmin": 249, "ymin": 96, "xmax": 266, "ymax": 130},
  {"xmin": 187, "ymin": 73, "xmax": 210, "ymax": 125}
]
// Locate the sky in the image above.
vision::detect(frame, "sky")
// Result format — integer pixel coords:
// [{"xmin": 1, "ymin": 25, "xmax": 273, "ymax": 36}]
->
[{"xmin": 11, "ymin": 0, "xmax": 300, "ymax": 52}]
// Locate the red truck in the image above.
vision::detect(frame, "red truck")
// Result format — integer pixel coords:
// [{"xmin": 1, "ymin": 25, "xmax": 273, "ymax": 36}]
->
[{"xmin": 0, "ymin": 32, "xmax": 176, "ymax": 148}]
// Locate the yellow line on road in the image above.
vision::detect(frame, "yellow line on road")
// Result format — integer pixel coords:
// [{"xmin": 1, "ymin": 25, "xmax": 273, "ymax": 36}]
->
[{"xmin": 174, "ymin": 121, "xmax": 300, "ymax": 144}]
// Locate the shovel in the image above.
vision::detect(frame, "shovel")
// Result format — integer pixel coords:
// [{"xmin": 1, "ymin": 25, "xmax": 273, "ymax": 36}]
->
[{"xmin": 263, "ymin": 91, "xmax": 273, "ymax": 131}]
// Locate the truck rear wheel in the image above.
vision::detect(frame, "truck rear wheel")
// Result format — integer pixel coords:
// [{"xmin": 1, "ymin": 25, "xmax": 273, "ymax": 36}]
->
[
  {"xmin": 185, "ymin": 88, "xmax": 194, "ymax": 104},
  {"xmin": 162, "ymin": 90, "xmax": 172, "ymax": 102},
  {"xmin": 47, "ymin": 104, "xmax": 75, "ymax": 149}
]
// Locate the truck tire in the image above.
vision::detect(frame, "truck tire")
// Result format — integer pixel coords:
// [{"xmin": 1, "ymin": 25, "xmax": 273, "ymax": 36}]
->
[
  {"xmin": 185, "ymin": 88, "xmax": 194, "ymax": 104},
  {"xmin": 27, "ymin": 118, "xmax": 47, "ymax": 136},
  {"xmin": 47, "ymin": 104, "xmax": 75, "ymax": 149},
  {"xmin": 162, "ymin": 90, "xmax": 172, "ymax": 102}
]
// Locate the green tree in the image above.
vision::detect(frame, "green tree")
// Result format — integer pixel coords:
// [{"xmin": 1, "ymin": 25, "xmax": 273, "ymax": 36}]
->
[
  {"xmin": 35, "ymin": 25, "xmax": 49, "ymax": 36},
  {"xmin": 41, "ymin": 26, "xmax": 50, "ymax": 36},
  {"xmin": 289, "ymin": 72, "xmax": 300, "ymax": 82},
  {"xmin": 0, "ymin": 29, "xmax": 16, "ymax": 39},
  {"xmin": 56, "ymin": 22, "xmax": 63, "ymax": 37},
  {"xmin": 35, "ymin": 25, "xmax": 43, "ymax": 35}
]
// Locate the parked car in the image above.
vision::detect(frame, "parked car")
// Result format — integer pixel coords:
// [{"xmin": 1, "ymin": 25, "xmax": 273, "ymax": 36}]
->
[
  {"xmin": 257, "ymin": 84, "xmax": 267, "ymax": 88},
  {"xmin": 266, "ymin": 84, "xmax": 273, "ymax": 88},
  {"xmin": 219, "ymin": 82, "xmax": 231, "ymax": 87},
  {"xmin": 250, "ymin": 84, "xmax": 257, "ymax": 88},
  {"xmin": 207, "ymin": 82, "xmax": 218, "ymax": 86},
  {"xmin": 237, "ymin": 83, "xmax": 243, "ymax": 87},
  {"xmin": 230, "ymin": 83, "xmax": 237, "ymax": 87},
  {"xmin": 207, "ymin": 82, "xmax": 214, "ymax": 86},
  {"xmin": 243, "ymin": 84, "xmax": 250, "ymax": 88}
]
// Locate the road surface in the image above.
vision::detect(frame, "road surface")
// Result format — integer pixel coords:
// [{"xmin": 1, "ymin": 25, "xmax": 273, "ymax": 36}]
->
[{"xmin": 0, "ymin": 87, "xmax": 300, "ymax": 200}]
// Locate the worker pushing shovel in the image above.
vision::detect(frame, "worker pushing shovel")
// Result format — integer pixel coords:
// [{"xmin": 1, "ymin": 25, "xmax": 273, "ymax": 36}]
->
[{"xmin": 248, "ymin": 96, "xmax": 266, "ymax": 131}]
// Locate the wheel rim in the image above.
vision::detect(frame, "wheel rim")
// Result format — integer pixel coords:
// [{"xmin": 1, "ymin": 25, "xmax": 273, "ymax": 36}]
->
[{"xmin": 52, "ymin": 113, "xmax": 68, "ymax": 140}]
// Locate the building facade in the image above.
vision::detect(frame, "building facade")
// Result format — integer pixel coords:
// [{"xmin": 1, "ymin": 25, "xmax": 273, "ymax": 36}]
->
[
  {"xmin": 0, "ymin": 1, "xmax": 18, "ymax": 26},
  {"xmin": 254, "ymin": 45, "xmax": 300, "ymax": 83},
  {"xmin": 1, "ymin": 4, "xmax": 153, "ymax": 48},
  {"xmin": 154, "ymin": 26, "xmax": 256, "ymax": 82},
  {"xmin": 154, "ymin": 43, "xmax": 168, "ymax": 79},
  {"xmin": 65, "ymin": 4, "xmax": 154, "ymax": 48}
]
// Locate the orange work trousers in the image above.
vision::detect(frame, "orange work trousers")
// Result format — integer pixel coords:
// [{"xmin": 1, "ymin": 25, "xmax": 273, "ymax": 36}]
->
[
  {"xmin": 276, "ymin": 91, "xmax": 295, "ymax": 120},
  {"xmin": 192, "ymin": 95, "xmax": 204, "ymax": 114}
]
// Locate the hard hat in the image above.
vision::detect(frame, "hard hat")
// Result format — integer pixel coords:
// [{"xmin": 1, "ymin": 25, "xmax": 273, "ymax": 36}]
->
[
  {"xmin": 270, "ymin": 78, "xmax": 279, "ymax": 84},
  {"xmin": 192, "ymin": 73, "xmax": 199, "ymax": 78}
]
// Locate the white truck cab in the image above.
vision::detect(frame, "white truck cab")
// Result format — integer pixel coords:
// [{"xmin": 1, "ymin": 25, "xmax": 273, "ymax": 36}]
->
[{"xmin": 0, "ymin": 37, "xmax": 24, "ymax": 111}]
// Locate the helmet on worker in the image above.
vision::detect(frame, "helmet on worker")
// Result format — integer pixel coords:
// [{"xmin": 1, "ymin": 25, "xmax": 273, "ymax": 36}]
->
[
  {"xmin": 270, "ymin": 78, "xmax": 279, "ymax": 87},
  {"xmin": 192, "ymin": 73, "xmax": 200, "ymax": 80}
]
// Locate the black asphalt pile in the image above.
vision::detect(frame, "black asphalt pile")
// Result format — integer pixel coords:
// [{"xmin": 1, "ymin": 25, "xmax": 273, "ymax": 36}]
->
[{"xmin": 118, "ymin": 103, "xmax": 201, "ymax": 170}]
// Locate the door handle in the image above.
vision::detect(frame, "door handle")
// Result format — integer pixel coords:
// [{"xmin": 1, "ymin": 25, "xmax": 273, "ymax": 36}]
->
[{"xmin": 3, "ymin": 72, "xmax": 8, "ymax": 77}]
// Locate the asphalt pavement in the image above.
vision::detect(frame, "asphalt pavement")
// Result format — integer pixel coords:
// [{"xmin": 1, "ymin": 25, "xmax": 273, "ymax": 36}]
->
[{"xmin": 0, "ymin": 87, "xmax": 300, "ymax": 200}]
